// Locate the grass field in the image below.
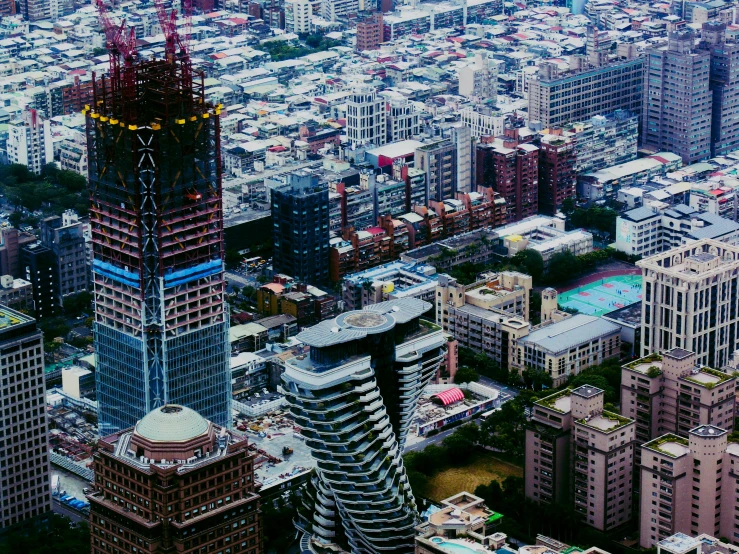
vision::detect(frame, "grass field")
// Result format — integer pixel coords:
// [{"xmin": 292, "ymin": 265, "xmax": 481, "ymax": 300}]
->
[{"xmin": 423, "ymin": 452, "xmax": 523, "ymax": 502}]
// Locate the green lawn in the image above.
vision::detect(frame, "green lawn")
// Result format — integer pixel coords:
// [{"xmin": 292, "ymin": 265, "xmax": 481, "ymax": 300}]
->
[{"xmin": 423, "ymin": 452, "xmax": 523, "ymax": 502}]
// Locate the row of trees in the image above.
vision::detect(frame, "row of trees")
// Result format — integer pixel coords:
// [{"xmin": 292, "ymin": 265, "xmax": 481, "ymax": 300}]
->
[
  {"xmin": 0, "ymin": 163, "xmax": 89, "ymax": 219},
  {"xmin": 261, "ymin": 35, "xmax": 341, "ymax": 61},
  {"xmin": 454, "ymin": 346, "xmax": 553, "ymax": 391}
]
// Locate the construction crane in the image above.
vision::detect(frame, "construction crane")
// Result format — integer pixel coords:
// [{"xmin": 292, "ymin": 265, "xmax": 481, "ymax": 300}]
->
[
  {"xmin": 95, "ymin": 0, "xmax": 138, "ymax": 114},
  {"xmin": 154, "ymin": 0, "xmax": 192, "ymax": 60},
  {"xmin": 154, "ymin": 0, "xmax": 193, "ymax": 92}
]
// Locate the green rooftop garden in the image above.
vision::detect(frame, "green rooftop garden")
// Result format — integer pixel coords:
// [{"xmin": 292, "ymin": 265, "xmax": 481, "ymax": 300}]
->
[
  {"xmin": 577, "ymin": 410, "xmax": 632, "ymax": 431},
  {"xmin": 643, "ymin": 434, "xmax": 689, "ymax": 458},
  {"xmin": 624, "ymin": 353, "xmax": 663, "ymax": 371},
  {"xmin": 683, "ymin": 367, "xmax": 734, "ymax": 389},
  {"xmin": 535, "ymin": 388, "xmax": 571, "ymax": 413}
]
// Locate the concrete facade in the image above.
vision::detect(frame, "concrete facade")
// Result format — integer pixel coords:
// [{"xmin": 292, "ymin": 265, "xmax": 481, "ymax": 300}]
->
[
  {"xmin": 637, "ymin": 239, "xmax": 739, "ymax": 368},
  {"xmin": 526, "ymin": 385, "xmax": 636, "ymax": 531}
]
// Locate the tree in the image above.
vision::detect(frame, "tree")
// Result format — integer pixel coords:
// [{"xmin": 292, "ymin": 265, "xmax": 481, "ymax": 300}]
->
[
  {"xmin": 569, "ymin": 373, "xmax": 615, "ymax": 403},
  {"xmin": 442, "ymin": 424, "xmax": 480, "ymax": 465},
  {"xmin": 63, "ymin": 291, "xmax": 93, "ymax": 317},
  {"xmin": 92, "ymin": 46, "xmax": 108, "ymax": 56},
  {"xmin": 546, "ymin": 250, "xmax": 580, "ymax": 285},
  {"xmin": 224, "ymin": 250, "xmax": 242, "ymax": 270},
  {"xmin": 453, "ymin": 365, "xmax": 479, "ymax": 384},
  {"xmin": 8, "ymin": 212, "xmax": 22, "ymax": 228},
  {"xmin": 511, "ymin": 249, "xmax": 544, "ymax": 283},
  {"xmin": 522, "ymin": 367, "xmax": 553, "ymax": 391},
  {"xmin": 0, "ymin": 514, "xmax": 90, "ymax": 554},
  {"xmin": 561, "ymin": 197, "xmax": 577, "ymax": 218}
]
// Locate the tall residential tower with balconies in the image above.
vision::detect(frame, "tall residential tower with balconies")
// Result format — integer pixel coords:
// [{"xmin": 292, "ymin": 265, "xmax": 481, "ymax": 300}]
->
[{"xmin": 281, "ymin": 298, "xmax": 446, "ymax": 553}]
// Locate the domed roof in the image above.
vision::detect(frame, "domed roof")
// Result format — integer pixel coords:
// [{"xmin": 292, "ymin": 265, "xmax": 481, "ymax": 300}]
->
[{"xmin": 134, "ymin": 405, "xmax": 210, "ymax": 443}]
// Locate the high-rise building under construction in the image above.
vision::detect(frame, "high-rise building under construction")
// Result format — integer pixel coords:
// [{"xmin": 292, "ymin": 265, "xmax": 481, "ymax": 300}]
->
[{"xmin": 85, "ymin": 14, "xmax": 231, "ymax": 433}]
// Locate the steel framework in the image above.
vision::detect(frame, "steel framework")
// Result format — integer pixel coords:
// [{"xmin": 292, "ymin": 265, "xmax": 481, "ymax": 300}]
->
[{"xmin": 86, "ymin": 11, "xmax": 230, "ymax": 433}]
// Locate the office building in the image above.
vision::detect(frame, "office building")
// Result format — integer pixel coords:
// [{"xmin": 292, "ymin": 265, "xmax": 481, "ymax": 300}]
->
[
  {"xmin": 514, "ymin": 315, "xmax": 622, "ymax": 387},
  {"xmin": 40, "ymin": 211, "xmax": 88, "ymax": 307},
  {"xmin": 579, "ymin": 152, "xmax": 683, "ymax": 204},
  {"xmin": 0, "ymin": 308, "xmax": 51, "ymax": 532},
  {"xmin": 321, "ymin": 0, "xmax": 358, "ymax": 20},
  {"xmin": 347, "ymin": 85, "xmax": 386, "ymax": 147},
  {"xmin": 528, "ymin": 57, "xmax": 644, "ymax": 128},
  {"xmin": 526, "ymin": 385, "xmax": 636, "ymax": 531},
  {"xmin": 0, "ymin": 0, "xmax": 15, "ymax": 16},
  {"xmin": 7, "ymin": 109, "xmax": 52, "ymax": 175},
  {"xmin": 0, "ymin": 275, "xmax": 33, "ymax": 312},
  {"xmin": 537, "ymin": 133, "xmax": 576, "ymax": 216},
  {"xmin": 282, "ymin": 298, "xmax": 446, "ymax": 553},
  {"xmin": 639, "ymin": 427, "xmax": 739, "ymax": 547},
  {"xmin": 615, "ymin": 204, "xmax": 739, "ymax": 257},
  {"xmin": 458, "ymin": 52, "xmax": 498, "ymax": 101},
  {"xmin": 18, "ymin": 0, "xmax": 49, "ymax": 21},
  {"xmin": 475, "ymin": 141, "xmax": 539, "ymax": 222},
  {"xmin": 700, "ymin": 21, "xmax": 739, "ymax": 157},
  {"xmin": 449, "ymin": 124, "xmax": 473, "ymax": 194},
  {"xmin": 0, "ymin": 228, "xmax": 37, "ymax": 278},
  {"xmin": 387, "ymin": 97, "xmax": 420, "ymax": 143},
  {"xmin": 637, "ymin": 239, "xmax": 739, "ymax": 367},
  {"xmin": 356, "ymin": 12, "xmax": 383, "ymax": 51},
  {"xmin": 342, "ymin": 260, "xmax": 439, "ymax": 309},
  {"xmin": 641, "ymin": 28, "xmax": 712, "ymax": 164},
  {"xmin": 416, "ymin": 138, "xmax": 458, "ymax": 202},
  {"xmin": 86, "ymin": 44, "xmax": 231, "ymax": 434},
  {"xmin": 566, "ymin": 110, "xmax": 639, "ymax": 175},
  {"xmin": 460, "ymin": 105, "xmax": 505, "ymax": 139},
  {"xmin": 89, "ymin": 405, "xmax": 262, "ymax": 554},
  {"xmin": 271, "ymin": 170, "xmax": 330, "ymax": 284},
  {"xmin": 620, "ymin": 349, "xmax": 735, "ymax": 446},
  {"xmin": 285, "ymin": 0, "xmax": 311, "ymax": 33},
  {"xmin": 21, "ymin": 243, "xmax": 58, "ymax": 319}
]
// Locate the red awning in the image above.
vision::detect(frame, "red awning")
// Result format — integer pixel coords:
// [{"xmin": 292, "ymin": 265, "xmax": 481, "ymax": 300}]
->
[{"xmin": 433, "ymin": 388, "xmax": 464, "ymax": 406}]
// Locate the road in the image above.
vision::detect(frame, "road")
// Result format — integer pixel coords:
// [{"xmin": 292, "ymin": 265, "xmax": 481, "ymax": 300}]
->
[
  {"xmin": 478, "ymin": 376, "xmax": 520, "ymax": 398},
  {"xmin": 225, "ymin": 271, "xmax": 258, "ymax": 288}
]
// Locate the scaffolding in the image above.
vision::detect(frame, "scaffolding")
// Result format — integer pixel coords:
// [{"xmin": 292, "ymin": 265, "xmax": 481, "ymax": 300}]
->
[{"xmin": 86, "ymin": 44, "xmax": 231, "ymax": 433}]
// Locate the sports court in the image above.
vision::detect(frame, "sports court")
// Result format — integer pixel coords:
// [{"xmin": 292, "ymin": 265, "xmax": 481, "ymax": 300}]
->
[{"xmin": 558, "ymin": 274, "xmax": 643, "ymax": 316}]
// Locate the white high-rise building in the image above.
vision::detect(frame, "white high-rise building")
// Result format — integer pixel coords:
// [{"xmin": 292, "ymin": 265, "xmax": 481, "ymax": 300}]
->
[
  {"xmin": 458, "ymin": 52, "xmax": 497, "ymax": 101},
  {"xmin": 320, "ymin": 0, "xmax": 358, "ymax": 21},
  {"xmin": 638, "ymin": 239, "xmax": 739, "ymax": 368},
  {"xmin": 386, "ymin": 96, "xmax": 420, "ymax": 143},
  {"xmin": 285, "ymin": 0, "xmax": 311, "ymax": 34},
  {"xmin": 347, "ymin": 85, "xmax": 386, "ymax": 147},
  {"xmin": 7, "ymin": 109, "xmax": 53, "ymax": 175}
]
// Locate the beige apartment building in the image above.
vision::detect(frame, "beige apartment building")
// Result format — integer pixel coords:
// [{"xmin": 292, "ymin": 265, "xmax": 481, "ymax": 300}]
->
[
  {"xmin": 638, "ymin": 239, "xmax": 739, "ymax": 368},
  {"xmin": 526, "ymin": 385, "xmax": 636, "ymax": 531},
  {"xmin": 621, "ymin": 348, "xmax": 736, "ymax": 447},
  {"xmin": 436, "ymin": 272, "xmax": 532, "ymax": 371},
  {"xmin": 515, "ymin": 314, "xmax": 622, "ymax": 387},
  {"xmin": 639, "ymin": 425, "xmax": 739, "ymax": 547}
]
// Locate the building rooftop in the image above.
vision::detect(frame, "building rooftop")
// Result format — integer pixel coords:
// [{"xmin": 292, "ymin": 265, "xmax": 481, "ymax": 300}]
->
[
  {"xmin": 518, "ymin": 314, "xmax": 620, "ymax": 355},
  {"xmin": 643, "ymin": 434, "xmax": 690, "ymax": 458},
  {"xmin": 296, "ymin": 297, "xmax": 433, "ymax": 349},
  {"xmin": 572, "ymin": 385, "xmax": 603, "ymax": 398},
  {"xmin": 535, "ymin": 388, "xmax": 572, "ymax": 414},
  {"xmin": 0, "ymin": 306, "xmax": 33, "ymax": 331},
  {"xmin": 577, "ymin": 410, "xmax": 632, "ymax": 432},
  {"xmin": 602, "ymin": 302, "xmax": 641, "ymax": 328},
  {"xmin": 658, "ymin": 533, "xmax": 700, "ymax": 553},
  {"xmin": 690, "ymin": 425, "xmax": 727, "ymax": 438},
  {"xmin": 134, "ymin": 405, "xmax": 210, "ymax": 443}
]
